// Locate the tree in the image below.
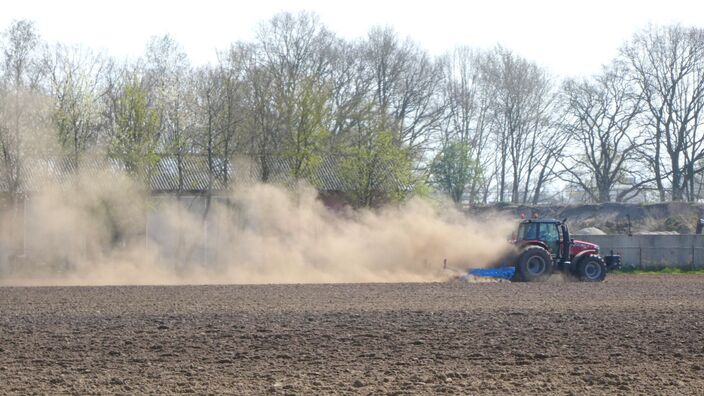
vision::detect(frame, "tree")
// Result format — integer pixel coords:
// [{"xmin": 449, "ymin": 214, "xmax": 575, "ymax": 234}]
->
[
  {"xmin": 326, "ymin": 39, "xmax": 374, "ymax": 142},
  {"xmin": 622, "ymin": 25, "xmax": 704, "ymax": 201},
  {"xmin": 242, "ymin": 48, "xmax": 278, "ymax": 182},
  {"xmin": 481, "ymin": 47, "xmax": 559, "ymax": 203},
  {"xmin": 430, "ymin": 141, "xmax": 481, "ymax": 204},
  {"xmin": 362, "ymin": 27, "xmax": 445, "ymax": 162},
  {"xmin": 252, "ymin": 11, "xmax": 335, "ymax": 181},
  {"xmin": 339, "ymin": 117, "xmax": 412, "ymax": 207},
  {"xmin": 143, "ymin": 35, "xmax": 192, "ymax": 192},
  {"xmin": 191, "ymin": 57, "xmax": 248, "ymax": 189},
  {"xmin": 283, "ymin": 77, "xmax": 331, "ymax": 180},
  {"xmin": 559, "ymin": 64, "xmax": 646, "ymax": 202},
  {"xmin": 109, "ymin": 79, "xmax": 160, "ymax": 176},
  {"xmin": 0, "ymin": 19, "xmax": 43, "ymax": 200},
  {"xmin": 2, "ymin": 20, "xmax": 40, "ymax": 90},
  {"xmin": 42, "ymin": 44, "xmax": 108, "ymax": 161},
  {"xmin": 439, "ymin": 47, "xmax": 492, "ymax": 203},
  {"xmin": 212, "ymin": 48, "xmax": 249, "ymax": 186}
]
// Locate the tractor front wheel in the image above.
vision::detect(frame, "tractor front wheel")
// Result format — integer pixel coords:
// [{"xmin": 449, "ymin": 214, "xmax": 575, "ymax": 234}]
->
[
  {"xmin": 577, "ymin": 255, "xmax": 606, "ymax": 282},
  {"xmin": 515, "ymin": 246, "xmax": 553, "ymax": 282}
]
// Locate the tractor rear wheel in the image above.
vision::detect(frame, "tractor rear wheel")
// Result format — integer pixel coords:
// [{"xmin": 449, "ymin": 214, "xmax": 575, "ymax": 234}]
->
[
  {"xmin": 577, "ymin": 255, "xmax": 606, "ymax": 282},
  {"xmin": 515, "ymin": 246, "xmax": 553, "ymax": 282}
]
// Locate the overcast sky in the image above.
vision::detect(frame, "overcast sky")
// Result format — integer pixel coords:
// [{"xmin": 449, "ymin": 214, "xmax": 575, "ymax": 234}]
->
[{"xmin": 2, "ymin": 0, "xmax": 703, "ymax": 77}]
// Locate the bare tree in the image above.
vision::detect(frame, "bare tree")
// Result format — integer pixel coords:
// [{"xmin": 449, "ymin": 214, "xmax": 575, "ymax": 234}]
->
[
  {"xmin": 238, "ymin": 42, "xmax": 278, "ymax": 182},
  {"xmin": 326, "ymin": 39, "xmax": 374, "ymax": 142},
  {"xmin": 526, "ymin": 115, "xmax": 569, "ymax": 205},
  {"xmin": 482, "ymin": 46, "xmax": 558, "ymax": 203},
  {"xmin": 622, "ymin": 25, "xmax": 704, "ymax": 201},
  {"xmin": 558, "ymin": 64, "xmax": 647, "ymax": 202},
  {"xmin": 362, "ymin": 27, "xmax": 445, "ymax": 164},
  {"xmin": 191, "ymin": 54, "xmax": 249, "ymax": 189},
  {"xmin": 434, "ymin": 47, "xmax": 490, "ymax": 204},
  {"xmin": 212, "ymin": 48, "xmax": 249, "ymax": 186}
]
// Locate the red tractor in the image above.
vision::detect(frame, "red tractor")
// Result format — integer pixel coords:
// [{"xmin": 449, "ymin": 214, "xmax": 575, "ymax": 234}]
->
[{"xmin": 511, "ymin": 218, "xmax": 620, "ymax": 282}]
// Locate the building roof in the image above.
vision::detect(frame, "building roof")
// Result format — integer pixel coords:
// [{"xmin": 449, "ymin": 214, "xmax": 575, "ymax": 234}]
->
[{"xmin": 0, "ymin": 155, "xmax": 347, "ymax": 194}]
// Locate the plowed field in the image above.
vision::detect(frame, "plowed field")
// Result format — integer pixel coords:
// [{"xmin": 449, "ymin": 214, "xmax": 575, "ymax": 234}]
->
[{"xmin": 1, "ymin": 275, "xmax": 703, "ymax": 394}]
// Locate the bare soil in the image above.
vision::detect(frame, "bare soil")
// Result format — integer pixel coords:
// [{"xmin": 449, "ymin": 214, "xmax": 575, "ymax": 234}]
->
[{"xmin": 1, "ymin": 275, "xmax": 704, "ymax": 394}]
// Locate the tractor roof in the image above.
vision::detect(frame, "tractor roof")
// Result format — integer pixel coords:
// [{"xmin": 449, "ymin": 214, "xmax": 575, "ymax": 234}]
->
[{"xmin": 520, "ymin": 218, "xmax": 561, "ymax": 224}]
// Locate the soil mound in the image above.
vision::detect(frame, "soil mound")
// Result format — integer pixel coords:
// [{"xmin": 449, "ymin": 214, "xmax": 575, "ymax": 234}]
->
[{"xmin": 471, "ymin": 202, "xmax": 704, "ymax": 234}]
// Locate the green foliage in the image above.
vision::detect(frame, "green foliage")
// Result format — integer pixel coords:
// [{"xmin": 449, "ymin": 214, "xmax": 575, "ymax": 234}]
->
[
  {"xmin": 52, "ymin": 80, "xmax": 78, "ymax": 150},
  {"xmin": 53, "ymin": 77, "xmax": 101, "ymax": 159},
  {"xmin": 410, "ymin": 179, "xmax": 432, "ymax": 199},
  {"xmin": 109, "ymin": 81, "xmax": 160, "ymax": 176},
  {"xmin": 283, "ymin": 78, "xmax": 330, "ymax": 182},
  {"xmin": 430, "ymin": 141, "xmax": 482, "ymax": 204},
  {"xmin": 339, "ymin": 130, "xmax": 413, "ymax": 208}
]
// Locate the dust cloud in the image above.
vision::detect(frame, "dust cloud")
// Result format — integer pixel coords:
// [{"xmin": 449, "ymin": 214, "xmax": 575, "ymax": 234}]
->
[{"xmin": 0, "ymin": 170, "xmax": 515, "ymax": 286}]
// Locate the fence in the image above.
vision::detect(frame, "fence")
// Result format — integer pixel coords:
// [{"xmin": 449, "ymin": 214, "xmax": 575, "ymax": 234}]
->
[{"xmin": 572, "ymin": 234, "xmax": 704, "ymax": 270}]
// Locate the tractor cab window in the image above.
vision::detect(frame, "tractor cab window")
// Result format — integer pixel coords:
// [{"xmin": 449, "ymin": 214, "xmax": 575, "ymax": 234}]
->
[
  {"xmin": 517, "ymin": 222, "xmax": 538, "ymax": 241},
  {"xmin": 539, "ymin": 223, "xmax": 559, "ymax": 241},
  {"xmin": 540, "ymin": 223, "xmax": 560, "ymax": 254}
]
